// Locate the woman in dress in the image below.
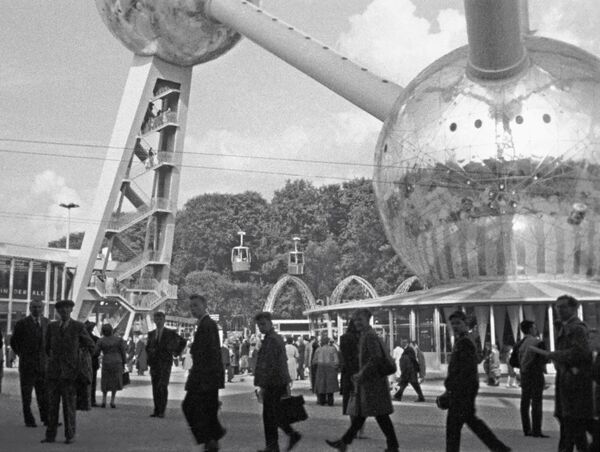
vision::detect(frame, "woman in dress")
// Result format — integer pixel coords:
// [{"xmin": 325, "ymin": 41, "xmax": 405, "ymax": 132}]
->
[
  {"xmin": 285, "ymin": 336, "xmax": 299, "ymax": 385},
  {"xmin": 94, "ymin": 324, "xmax": 127, "ymax": 408}
]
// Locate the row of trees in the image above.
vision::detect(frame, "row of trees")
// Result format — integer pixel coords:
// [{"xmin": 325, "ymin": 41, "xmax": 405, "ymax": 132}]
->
[{"xmin": 50, "ymin": 179, "xmax": 415, "ymax": 327}]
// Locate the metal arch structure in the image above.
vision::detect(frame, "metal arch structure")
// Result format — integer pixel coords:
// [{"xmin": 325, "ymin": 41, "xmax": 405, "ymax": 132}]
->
[
  {"xmin": 263, "ymin": 275, "xmax": 316, "ymax": 313},
  {"xmin": 330, "ymin": 276, "xmax": 378, "ymax": 305},
  {"xmin": 394, "ymin": 276, "xmax": 427, "ymax": 295}
]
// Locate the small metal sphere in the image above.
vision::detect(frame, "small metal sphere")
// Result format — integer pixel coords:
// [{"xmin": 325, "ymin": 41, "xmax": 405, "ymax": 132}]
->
[
  {"xmin": 374, "ymin": 37, "xmax": 600, "ymax": 287},
  {"xmin": 95, "ymin": 0, "xmax": 260, "ymax": 66}
]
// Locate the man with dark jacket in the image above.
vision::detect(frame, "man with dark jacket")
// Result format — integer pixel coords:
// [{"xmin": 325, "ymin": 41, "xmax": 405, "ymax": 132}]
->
[
  {"xmin": 517, "ymin": 320, "xmax": 548, "ymax": 438},
  {"xmin": 254, "ymin": 311, "xmax": 301, "ymax": 452},
  {"xmin": 146, "ymin": 311, "xmax": 186, "ymax": 418},
  {"xmin": 393, "ymin": 345, "xmax": 425, "ymax": 402},
  {"xmin": 11, "ymin": 299, "xmax": 50, "ymax": 427},
  {"xmin": 84, "ymin": 321, "xmax": 100, "ymax": 407},
  {"xmin": 42, "ymin": 299, "xmax": 94, "ymax": 444},
  {"xmin": 530, "ymin": 295, "xmax": 593, "ymax": 452},
  {"xmin": 445, "ymin": 310, "xmax": 510, "ymax": 452},
  {"xmin": 182, "ymin": 294, "xmax": 225, "ymax": 452}
]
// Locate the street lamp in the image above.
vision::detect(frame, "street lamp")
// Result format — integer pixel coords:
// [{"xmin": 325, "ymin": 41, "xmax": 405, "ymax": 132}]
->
[{"xmin": 59, "ymin": 202, "xmax": 79, "ymax": 250}]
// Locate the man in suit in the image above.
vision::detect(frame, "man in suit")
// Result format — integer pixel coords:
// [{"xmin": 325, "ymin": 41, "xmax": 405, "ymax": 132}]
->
[
  {"xmin": 444, "ymin": 310, "xmax": 511, "ymax": 452},
  {"xmin": 84, "ymin": 321, "xmax": 100, "ymax": 407},
  {"xmin": 254, "ymin": 311, "xmax": 302, "ymax": 452},
  {"xmin": 517, "ymin": 320, "xmax": 548, "ymax": 438},
  {"xmin": 529, "ymin": 295, "xmax": 593, "ymax": 451},
  {"xmin": 146, "ymin": 311, "xmax": 186, "ymax": 418},
  {"xmin": 42, "ymin": 299, "xmax": 94, "ymax": 444},
  {"xmin": 10, "ymin": 299, "xmax": 49, "ymax": 427},
  {"xmin": 182, "ymin": 294, "xmax": 225, "ymax": 452}
]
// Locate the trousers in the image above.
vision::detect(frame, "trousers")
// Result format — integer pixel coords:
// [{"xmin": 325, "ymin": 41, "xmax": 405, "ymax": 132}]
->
[
  {"xmin": 150, "ymin": 364, "xmax": 172, "ymax": 416},
  {"xmin": 45, "ymin": 378, "xmax": 76, "ymax": 440},
  {"xmin": 446, "ymin": 394, "xmax": 509, "ymax": 452},
  {"xmin": 558, "ymin": 417, "xmax": 590, "ymax": 452},
  {"xmin": 19, "ymin": 371, "xmax": 48, "ymax": 425},
  {"xmin": 520, "ymin": 374, "xmax": 544, "ymax": 435},
  {"xmin": 262, "ymin": 385, "xmax": 295, "ymax": 450},
  {"xmin": 394, "ymin": 377, "xmax": 424, "ymax": 400},
  {"xmin": 182, "ymin": 390, "xmax": 225, "ymax": 445},
  {"xmin": 341, "ymin": 414, "xmax": 399, "ymax": 449}
]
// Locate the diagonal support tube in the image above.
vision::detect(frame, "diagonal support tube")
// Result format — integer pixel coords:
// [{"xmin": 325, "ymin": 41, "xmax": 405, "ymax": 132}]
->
[{"xmin": 204, "ymin": 0, "xmax": 402, "ymax": 121}]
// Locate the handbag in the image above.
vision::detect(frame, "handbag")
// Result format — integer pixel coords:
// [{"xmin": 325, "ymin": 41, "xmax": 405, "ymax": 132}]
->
[
  {"xmin": 376, "ymin": 336, "xmax": 397, "ymax": 377},
  {"xmin": 278, "ymin": 395, "xmax": 308, "ymax": 424},
  {"xmin": 436, "ymin": 391, "xmax": 450, "ymax": 410},
  {"xmin": 346, "ymin": 391, "xmax": 360, "ymax": 417},
  {"xmin": 122, "ymin": 371, "xmax": 131, "ymax": 386}
]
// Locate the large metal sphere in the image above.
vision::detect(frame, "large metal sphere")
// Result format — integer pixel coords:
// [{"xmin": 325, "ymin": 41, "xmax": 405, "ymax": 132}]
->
[
  {"xmin": 375, "ymin": 37, "xmax": 600, "ymax": 287},
  {"xmin": 95, "ymin": 0, "xmax": 259, "ymax": 66}
]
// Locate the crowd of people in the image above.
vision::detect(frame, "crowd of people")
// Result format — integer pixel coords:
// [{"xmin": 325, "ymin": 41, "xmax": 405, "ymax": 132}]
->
[{"xmin": 0, "ymin": 293, "xmax": 599, "ymax": 451}]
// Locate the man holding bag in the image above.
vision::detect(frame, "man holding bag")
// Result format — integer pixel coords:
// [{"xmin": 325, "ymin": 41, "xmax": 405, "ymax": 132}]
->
[{"xmin": 326, "ymin": 308, "xmax": 399, "ymax": 452}]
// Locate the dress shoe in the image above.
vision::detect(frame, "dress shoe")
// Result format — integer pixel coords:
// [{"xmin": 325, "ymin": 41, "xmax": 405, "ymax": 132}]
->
[
  {"xmin": 532, "ymin": 433, "xmax": 549, "ymax": 438},
  {"xmin": 150, "ymin": 413, "xmax": 158, "ymax": 417},
  {"xmin": 110, "ymin": 403, "xmax": 116, "ymax": 408},
  {"xmin": 287, "ymin": 431, "xmax": 301, "ymax": 451},
  {"xmin": 25, "ymin": 422, "xmax": 37, "ymax": 428},
  {"xmin": 65, "ymin": 438, "xmax": 75, "ymax": 444},
  {"xmin": 325, "ymin": 439, "xmax": 347, "ymax": 451},
  {"xmin": 157, "ymin": 413, "xmax": 165, "ymax": 418},
  {"xmin": 41, "ymin": 438, "xmax": 55, "ymax": 443},
  {"xmin": 100, "ymin": 403, "xmax": 106, "ymax": 408},
  {"xmin": 524, "ymin": 432, "xmax": 532, "ymax": 437}
]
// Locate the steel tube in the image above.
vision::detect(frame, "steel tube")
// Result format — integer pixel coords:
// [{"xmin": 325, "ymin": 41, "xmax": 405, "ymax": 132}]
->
[
  {"xmin": 205, "ymin": 0, "xmax": 402, "ymax": 121},
  {"xmin": 464, "ymin": 0, "xmax": 528, "ymax": 80}
]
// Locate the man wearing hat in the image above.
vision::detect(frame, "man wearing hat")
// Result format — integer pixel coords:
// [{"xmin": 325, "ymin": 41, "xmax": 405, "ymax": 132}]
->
[{"xmin": 42, "ymin": 299, "xmax": 94, "ymax": 445}]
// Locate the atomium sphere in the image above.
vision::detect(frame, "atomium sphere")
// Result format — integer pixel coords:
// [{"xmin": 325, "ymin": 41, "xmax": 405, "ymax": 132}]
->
[
  {"xmin": 95, "ymin": 0, "xmax": 259, "ymax": 66},
  {"xmin": 374, "ymin": 37, "xmax": 600, "ymax": 288}
]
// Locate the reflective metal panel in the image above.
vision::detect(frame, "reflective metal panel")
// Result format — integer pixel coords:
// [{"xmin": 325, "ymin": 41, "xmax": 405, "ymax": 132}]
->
[{"xmin": 375, "ymin": 37, "xmax": 600, "ymax": 287}]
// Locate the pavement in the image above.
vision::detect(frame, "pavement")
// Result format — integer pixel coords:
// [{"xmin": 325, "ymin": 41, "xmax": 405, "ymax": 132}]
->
[{"xmin": 0, "ymin": 367, "xmax": 562, "ymax": 452}]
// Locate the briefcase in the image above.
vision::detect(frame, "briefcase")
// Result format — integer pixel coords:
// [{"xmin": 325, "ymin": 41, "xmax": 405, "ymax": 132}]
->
[{"xmin": 279, "ymin": 395, "xmax": 308, "ymax": 424}]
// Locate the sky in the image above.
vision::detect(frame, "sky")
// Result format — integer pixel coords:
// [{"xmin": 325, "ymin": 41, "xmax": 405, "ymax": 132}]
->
[{"xmin": 1, "ymin": 0, "xmax": 600, "ymax": 247}]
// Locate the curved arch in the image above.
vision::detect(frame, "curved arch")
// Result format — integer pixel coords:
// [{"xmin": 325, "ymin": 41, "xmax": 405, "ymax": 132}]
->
[
  {"xmin": 330, "ymin": 275, "xmax": 378, "ymax": 305},
  {"xmin": 264, "ymin": 275, "xmax": 316, "ymax": 313},
  {"xmin": 394, "ymin": 276, "xmax": 427, "ymax": 294}
]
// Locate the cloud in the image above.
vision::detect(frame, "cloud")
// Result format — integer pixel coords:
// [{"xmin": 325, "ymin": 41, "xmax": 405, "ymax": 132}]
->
[
  {"xmin": 180, "ymin": 110, "xmax": 381, "ymax": 201},
  {"xmin": 336, "ymin": 0, "xmax": 467, "ymax": 85},
  {"xmin": 0, "ymin": 170, "xmax": 86, "ymax": 246},
  {"xmin": 531, "ymin": 0, "xmax": 600, "ymax": 55}
]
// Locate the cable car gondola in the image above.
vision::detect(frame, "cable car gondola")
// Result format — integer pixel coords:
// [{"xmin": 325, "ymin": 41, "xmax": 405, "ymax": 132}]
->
[
  {"xmin": 231, "ymin": 231, "xmax": 251, "ymax": 272},
  {"xmin": 288, "ymin": 236, "xmax": 304, "ymax": 275}
]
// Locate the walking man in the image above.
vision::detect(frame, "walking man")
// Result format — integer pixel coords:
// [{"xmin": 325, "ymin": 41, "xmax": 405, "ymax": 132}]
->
[
  {"xmin": 182, "ymin": 294, "xmax": 226, "ymax": 452},
  {"xmin": 254, "ymin": 311, "xmax": 302, "ymax": 452},
  {"xmin": 530, "ymin": 295, "xmax": 593, "ymax": 451},
  {"xmin": 517, "ymin": 320, "xmax": 548, "ymax": 438},
  {"xmin": 393, "ymin": 343, "xmax": 425, "ymax": 402},
  {"xmin": 326, "ymin": 308, "xmax": 399, "ymax": 452},
  {"xmin": 445, "ymin": 310, "xmax": 511, "ymax": 452},
  {"xmin": 42, "ymin": 299, "xmax": 94, "ymax": 444},
  {"xmin": 146, "ymin": 311, "xmax": 186, "ymax": 418},
  {"xmin": 10, "ymin": 299, "xmax": 49, "ymax": 427}
]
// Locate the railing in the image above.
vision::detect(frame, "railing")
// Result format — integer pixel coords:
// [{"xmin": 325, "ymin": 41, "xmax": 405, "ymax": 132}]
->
[
  {"xmin": 88, "ymin": 276, "xmax": 177, "ymax": 311},
  {"xmin": 141, "ymin": 111, "xmax": 179, "ymax": 135},
  {"xmin": 107, "ymin": 198, "xmax": 174, "ymax": 232}
]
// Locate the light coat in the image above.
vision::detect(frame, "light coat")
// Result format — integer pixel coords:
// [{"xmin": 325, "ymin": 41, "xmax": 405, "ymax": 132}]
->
[{"xmin": 313, "ymin": 344, "xmax": 339, "ymax": 394}]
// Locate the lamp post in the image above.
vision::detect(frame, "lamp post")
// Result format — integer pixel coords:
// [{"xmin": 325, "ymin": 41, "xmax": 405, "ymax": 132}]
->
[{"xmin": 59, "ymin": 202, "xmax": 79, "ymax": 250}]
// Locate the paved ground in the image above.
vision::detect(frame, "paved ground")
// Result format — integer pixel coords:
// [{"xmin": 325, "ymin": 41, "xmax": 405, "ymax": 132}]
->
[{"xmin": 0, "ymin": 367, "xmax": 562, "ymax": 451}]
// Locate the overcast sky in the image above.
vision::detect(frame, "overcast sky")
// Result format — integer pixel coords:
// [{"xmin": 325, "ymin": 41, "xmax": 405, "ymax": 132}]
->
[{"xmin": 1, "ymin": 0, "xmax": 599, "ymax": 246}]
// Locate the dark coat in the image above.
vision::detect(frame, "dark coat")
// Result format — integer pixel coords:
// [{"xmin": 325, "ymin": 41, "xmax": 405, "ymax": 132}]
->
[
  {"xmin": 350, "ymin": 327, "xmax": 393, "ymax": 417},
  {"xmin": 45, "ymin": 319, "xmax": 94, "ymax": 381},
  {"xmin": 146, "ymin": 327, "xmax": 186, "ymax": 370},
  {"xmin": 135, "ymin": 340, "xmax": 148, "ymax": 371},
  {"xmin": 445, "ymin": 333, "xmax": 479, "ymax": 398},
  {"xmin": 254, "ymin": 330, "xmax": 290, "ymax": 388},
  {"xmin": 549, "ymin": 316, "xmax": 593, "ymax": 420},
  {"xmin": 10, "ymin": 315, "xmax": 49, "ymax": 376},
  {"xmin": 399, "ymin": 347, "xmax": 420, "ymax": 382},
  {"xmin": 185, "ymin": 315, "xmax": 224, "ymax": 392},
  {"xmin": 339, "ymin": 331, "xmax": 360, "ymax": 397}
]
